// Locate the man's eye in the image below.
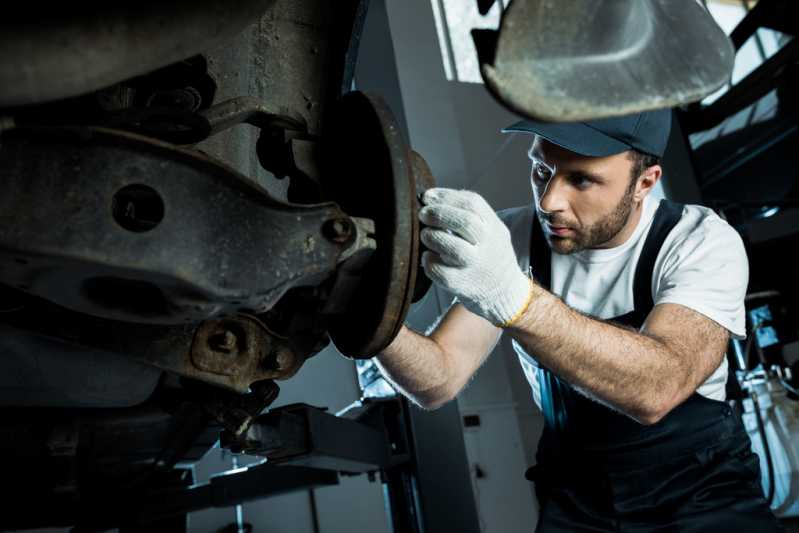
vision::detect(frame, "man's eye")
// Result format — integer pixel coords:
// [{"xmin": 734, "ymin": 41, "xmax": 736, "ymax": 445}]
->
[
  {"xmin": 533, "ymin": 163, "xmax": 551, "ymax": 182},
  {"xmin": 570, "ymin": 175, "xmax": 593, "ymax": 189}
]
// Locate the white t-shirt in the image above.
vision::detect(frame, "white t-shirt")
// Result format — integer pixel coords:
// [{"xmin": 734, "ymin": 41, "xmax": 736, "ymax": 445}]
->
[{"xmin": 498, "ymin": 195, "xmax": 749, "ymax": 408}]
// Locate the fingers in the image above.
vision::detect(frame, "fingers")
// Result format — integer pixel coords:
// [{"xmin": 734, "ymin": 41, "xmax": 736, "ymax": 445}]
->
[
  {"xmin": 420, "ymin": 227, "xmax": 474, "ymax": 266},
  {"xmin": 422, "ymin": 188, "xmax": 493, "ymax": 218},
  {"xmin": 419, "ymin": 204, "xmax": 482, "ymax": 245},
  {"xmin": 421, "ymin": 250, "xmax": 465, "ymax": 290}
]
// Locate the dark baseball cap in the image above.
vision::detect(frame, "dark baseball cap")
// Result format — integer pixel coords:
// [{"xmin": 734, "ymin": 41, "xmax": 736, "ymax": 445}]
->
[{"xmin": 503, "ymin": 109, "xmax": 672, "ymax": 158}]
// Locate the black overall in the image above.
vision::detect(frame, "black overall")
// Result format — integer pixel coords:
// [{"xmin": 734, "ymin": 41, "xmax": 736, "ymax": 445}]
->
[{"xmin": 526, "ymin": 200, "xmax": 781, "ymax": 532}]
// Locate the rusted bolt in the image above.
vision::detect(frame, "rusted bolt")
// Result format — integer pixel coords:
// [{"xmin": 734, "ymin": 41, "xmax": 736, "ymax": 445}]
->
[
  {"xmin": 323, "ymin": 218, "xmax": 353, "ymax": 244},
  {"xmin": 209, "ymin": 330, "xmax": 237, "ymax": 354}
]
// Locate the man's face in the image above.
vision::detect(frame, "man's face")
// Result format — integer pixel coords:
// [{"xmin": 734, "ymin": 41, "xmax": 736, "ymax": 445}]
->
[{"xmin": 529, "ymin": 138, "xmax": 640, "ymax": 255}]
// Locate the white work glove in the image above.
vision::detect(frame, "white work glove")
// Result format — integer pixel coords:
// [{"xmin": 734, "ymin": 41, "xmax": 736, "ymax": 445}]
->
[{"xmin": 419, "ymin": 188, "xmax": 533, "ymax": 327}]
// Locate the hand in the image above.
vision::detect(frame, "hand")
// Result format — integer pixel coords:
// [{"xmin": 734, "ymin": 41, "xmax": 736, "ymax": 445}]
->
[{"xmin": 419, "ymin": 188, "xmax": 532, "ymax": 327}]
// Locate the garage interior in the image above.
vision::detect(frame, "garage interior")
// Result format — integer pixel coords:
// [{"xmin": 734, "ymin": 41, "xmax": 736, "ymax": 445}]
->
[{"xmin": 1, "ymin": 0, "xmax": 798, "ymax": 531}]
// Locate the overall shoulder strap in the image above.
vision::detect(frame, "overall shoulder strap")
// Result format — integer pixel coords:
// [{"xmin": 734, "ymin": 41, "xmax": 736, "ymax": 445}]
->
[
  {"xmin": 529, "ymin": 210, "xmax": 551, "ymax": 290},
  {"xmin": 529, "ymin": 200, "xmax": 684, "ymax": 439},
  {"xmin": 632, "ymin": 200, "xmax": 685, "ymax": 314}
]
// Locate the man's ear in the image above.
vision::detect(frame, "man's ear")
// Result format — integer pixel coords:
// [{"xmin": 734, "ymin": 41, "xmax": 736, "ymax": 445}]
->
[{"xmin": 635, "ymin": 164, "xmax": 662, "ymax": 203}]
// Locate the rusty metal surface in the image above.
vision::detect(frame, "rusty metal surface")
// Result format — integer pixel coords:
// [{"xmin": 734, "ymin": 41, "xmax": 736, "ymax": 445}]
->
[
  {"xmin": 8, "ymin": 56, "xmax": 220, "ymax": 146},
  {"xmin": 221, "ymin": 403, "xmax": 391, "ymax": 472},
  {"xmin": 0, "ymin": 1, "xmax": 433, "ymax": 524},
  {"xmin": 319, "ymin": 218, "xmax": 377, "ymax": 316},
  {"xmin": 200, "ymin": 96, "xmax": 306, "ymax": 137},
  {"xmin": 193, "ymin": 0, "xmax": 368, "ymax": 199},
  {"xmin": 477, "ymin": 0, "xmax": 735, "ymax": 122},
  {"xmin": 323, "ymin": 91, "xmax": 418, "ymax": 358},
  {"xmin": 143, "ymin": 312, "xmax": 312, "ymax": 390},
  {"xmin": 188, "ymin": 379, "xmax": 280, "ymax": 436},
  {"xmin": 190, "ymin": 315, "xmax": 308, "ymax": 385},
  {"xmin": 0, "ymin": 126, "xmax": 375, "ymax": 326},
  {"xmin": 0, "ymin": 291, "xmax": 315, "ymax": 393},
  {"xmin": 191, "ymin": 317, "xmax": 274, "ymax": 378},
  {"xmin": 410, "ymin": 151, "xmax": 434, "ymax": 303},
  {"xmin": 233, "ymin": 0, "xmax": 368, "ymax": 138},
  {"xmin": 0, "ymin": 0, "xmax": 276, "ymax": 108},
  {"xmin": 0, "ymin": 0, "xmax": 378, "ymax": 392}
]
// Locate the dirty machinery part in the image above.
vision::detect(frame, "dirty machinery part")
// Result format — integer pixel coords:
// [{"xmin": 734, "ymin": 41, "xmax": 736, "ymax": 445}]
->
[
  {"xmin": 0, "ymin": 1, "xmax": 439, "ymax": 529},
  {"xmin": 322, "ymin": 91, "xmax": 433, "ymax": 359},
  {"xmin": 474, "ymin": 0, "xmax": 735, "ymax": 121},
  {"xmin": 0, "ymin": 0, "xmax": 277, "ymax": 108},
  {"xmin": 0, "ymin": 126, "xmax": 368, "ymax": 326}
]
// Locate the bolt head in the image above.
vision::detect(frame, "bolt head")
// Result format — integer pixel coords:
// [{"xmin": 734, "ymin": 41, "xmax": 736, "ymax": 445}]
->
[
  {"xmin": 209, "ymin": 330, "xmax": 237, "ymax": 353},
  {"xmin": 325, "ymin": 218, "xmax": 353, "ymax": 243}
]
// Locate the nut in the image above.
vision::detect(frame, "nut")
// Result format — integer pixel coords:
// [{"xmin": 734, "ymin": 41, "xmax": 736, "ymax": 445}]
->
[
  {"xmin": 209, "ymin": 330, "xmax": 237, "ymax": 354},
  {"xmin": 324, "ymin": 218, "xmax": 353, "ymax": 244}
]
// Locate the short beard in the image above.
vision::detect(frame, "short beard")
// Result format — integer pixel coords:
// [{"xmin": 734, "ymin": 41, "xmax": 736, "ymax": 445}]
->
[{"xmin": 539, "ymin": 178, "xmax": 637, "ymax": 254}]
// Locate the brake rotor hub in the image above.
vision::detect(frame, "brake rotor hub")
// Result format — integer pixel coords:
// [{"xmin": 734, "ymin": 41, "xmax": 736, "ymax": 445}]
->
[{"xmin": 322, "ymin": 91, "xmax": 433, "ymax": 358}]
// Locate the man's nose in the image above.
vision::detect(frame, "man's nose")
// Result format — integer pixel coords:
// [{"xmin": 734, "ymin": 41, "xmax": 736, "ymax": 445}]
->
[{"xmin": 537, "ymin": 176, "xmax": 569, "ymax": 214}]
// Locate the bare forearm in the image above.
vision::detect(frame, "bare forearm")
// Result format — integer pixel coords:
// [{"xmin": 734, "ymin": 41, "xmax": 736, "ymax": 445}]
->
[
  {"xmin": 508, "ymin": 285, "xmax": 689, "ymax": 423},
  {"xmin": 375, "ymin": 325, "xmax": 454, "ymax": 409}
]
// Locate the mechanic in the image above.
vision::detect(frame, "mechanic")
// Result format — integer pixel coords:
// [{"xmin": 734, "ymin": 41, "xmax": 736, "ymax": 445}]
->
[{"xmin": 375, "ymin": 110, "xmax": 782, "ymax": 532}]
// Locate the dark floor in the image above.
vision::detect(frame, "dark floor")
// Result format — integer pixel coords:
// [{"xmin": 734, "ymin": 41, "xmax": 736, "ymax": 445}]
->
[{"xmin": 782, "ymin": 517, "xmax": 799, "ymax": 532}]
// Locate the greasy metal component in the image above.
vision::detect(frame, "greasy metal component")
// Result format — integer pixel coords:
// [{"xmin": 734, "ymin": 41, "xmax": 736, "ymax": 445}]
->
[
  {"xmin": 106, "ymin": 55, "xmax": 219, "ymax": 122},
  {"xmin": 288, "ymin": 139, "xmax": 323, "ymax": 184},
  {"xmin": 323, "ymin": 218, "xmax": 354, "ymax": 244},
  {"xmin": 0, "ymin": 2, "xmax": 380, "ymax": 527},
  {"xmin": 10, "ymin": 56, "xmax": 219, "ymax": 145},
  {"xmin": 200, "ymin": 96, "xmax": 306, "ymax": 137},
  {"xmin": 0, "ymin": 126, "xmax": 374, "ymax": 326},
  {"xmin": 187, "ymin": 379, "xmax": 280, "ymax": 436},
  {"xmin": 147, "ymin": 88, "xmax": 203, "ymax": 111},
  {"xmin": 476, "ymin": 0, "xmax": 735, "ymax": 122},
  {"xmin": 119, "ymin": 382, "xmax": 279, "ymax": 493},
  {"xmin": 256, "ymin": 130, "xmax": 328, "ymax": 204},
  {"xmin": 410, "ymin": 151, "xmax": 435, "ymax": 303},
  {"xmin": 323, "ymin": 91, "xmax": 418, "ymax": 358},
  {"xmin": 318, "ymin": 217, "xmax": 377, "ymax": 319},
  {"xmin": 410, "ymin": 150, "xmax": 436, "ymax": 193},
  {"xmin": 149, "ymin": 403, "xmax": 219, "ymax": 473},
  {"xmin": 320, "ymin": 219, "xmax": 377, "ymax": 316},
  {"xmin": 210, "ymin": 331, "xmax": 238, "ymax": 353},
  {"xmin": 0, "ymin": 293, "xmax": 313, "ymax": 393},
  {"xmin": 240, "ymin": 0, "xmax": 369, "ymax": 137},
  {"xmin": 190, "ymin": 0, "xmax": 368, "ymax": 200},
  {"xmin": 340, "ymin": 217, "xmax": 377, "ymax": 262},
  {"xmin": 221, "ymin": 403, "xmax": 391, "ymax": 472},
  {"xmin": 103, "ymin": 107, "xmax": 213, "ymax": 145},
  {"xmin": 189, "ymin": 315, "xmax": 309, "ymax": 385},
  {"xmin": 0, "ymin": 0, "xmax": 276, "ymax": 107},
  {"xmin": 191, "ymin": 317, "xmax": 273, "ymax": 378}
]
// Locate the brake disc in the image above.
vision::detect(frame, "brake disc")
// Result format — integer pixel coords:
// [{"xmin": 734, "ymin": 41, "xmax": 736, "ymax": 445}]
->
[{"xmin": 322, "ymin": 91, "xmax": 424, "ymax": 359}]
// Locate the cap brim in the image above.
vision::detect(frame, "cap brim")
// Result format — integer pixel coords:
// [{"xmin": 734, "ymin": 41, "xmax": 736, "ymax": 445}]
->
[{"xmin": 502, "ymin": 120, "xmax": 632, "ymax": 157}]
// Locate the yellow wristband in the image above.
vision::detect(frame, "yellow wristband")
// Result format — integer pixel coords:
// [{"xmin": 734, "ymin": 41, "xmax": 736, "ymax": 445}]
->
[{"xmin": 498, "ymin": 277, "xmax": 535, "ymax": 329}]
